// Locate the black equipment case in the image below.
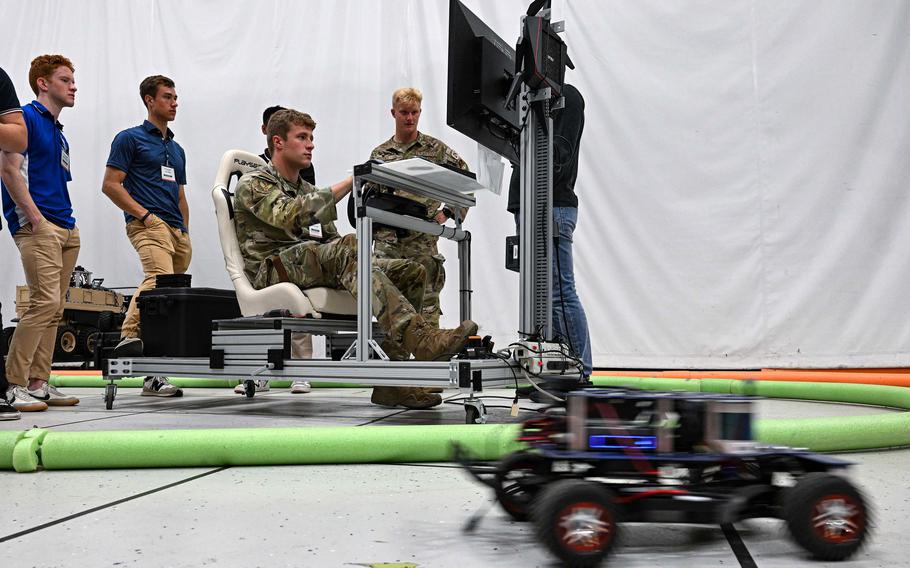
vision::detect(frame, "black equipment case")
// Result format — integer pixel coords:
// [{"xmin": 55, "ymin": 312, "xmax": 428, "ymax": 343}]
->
[{"xmin": 137, "ymin": 288, "xmax": 240, "ymax": 357}]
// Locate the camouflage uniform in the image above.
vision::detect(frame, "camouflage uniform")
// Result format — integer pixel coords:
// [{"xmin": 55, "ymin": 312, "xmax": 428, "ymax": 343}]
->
[
  {"xmin": 369, "ymin": 132, "xmax": 470, "ymax": 328},
  {"xmin": 234, "ymin": 164, "xmax": 427, "ymax": 344}
]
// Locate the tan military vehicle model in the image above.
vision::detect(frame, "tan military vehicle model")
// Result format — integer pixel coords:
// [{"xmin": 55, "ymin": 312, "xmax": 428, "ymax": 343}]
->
[{"xmin": 4, "ymin": 266, "xmax": 126, "ymax": 362}]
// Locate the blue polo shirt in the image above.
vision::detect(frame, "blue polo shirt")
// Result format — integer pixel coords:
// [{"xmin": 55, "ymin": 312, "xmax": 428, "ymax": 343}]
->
[
  {"xmin": 106, "ymin": 120, "xmax": 187, "ymax": 230},
  {"xmin": 1, "ymin": 101, "xmax": 75, "ymax": 235}
]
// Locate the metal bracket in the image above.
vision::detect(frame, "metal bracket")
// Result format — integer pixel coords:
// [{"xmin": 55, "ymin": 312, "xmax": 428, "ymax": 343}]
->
[
  {"xmin": 105, "ymin": 358, "xmax": 132, "ymax": 377},
  {"xmin": 209, "ymin": 349, "xmax": 225, "ymax": 370},
  {"xmin": 527, "ymin": 87, "xmax": 553, "ymax": 103},
  {"xmin": 267, "ymin": 348, "xmax": 285, "ymax": 370},
  {"xmin": 341, "ymin": 339, "xmax": 390, "ymax": 361}
]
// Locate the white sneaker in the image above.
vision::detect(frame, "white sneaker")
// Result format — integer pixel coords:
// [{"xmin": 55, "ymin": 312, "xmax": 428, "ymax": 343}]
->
[
  {"xmin": 141, "ymin": 376, "xmax": 183, "ymax": 397},
  {"xmin": 6, "ymin": 385, "xmax": 48, "ymax": 412},
  {"xmin": 233, "ymin": 379, "xmax": 271, "ymax": 394},
  {"xmin": 290, "ymin": 381, "xmax": 312, "ymax": 394},
  {"xmin": 28, "ymin": 382, "xmax": 80, "ymax": 406}
]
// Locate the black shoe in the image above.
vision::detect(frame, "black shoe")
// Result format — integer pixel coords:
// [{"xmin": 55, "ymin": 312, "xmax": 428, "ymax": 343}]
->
[
  {"xmin": 113, "ymin": 337, "xmax": 144, "ymax": 357},
  {"xmin": 0, "ymin": 397, "xmax": 21, "ymax": 420}
]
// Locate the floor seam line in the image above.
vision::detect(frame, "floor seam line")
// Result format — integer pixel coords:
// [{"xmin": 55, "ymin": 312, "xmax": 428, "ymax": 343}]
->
[
  {"xmin": 0, "ymin": 466, "xmax": 231, "ymax": 544},
  {"xmin": 721, "ymin": 522, "xmax": 758, "ymax": 568}
]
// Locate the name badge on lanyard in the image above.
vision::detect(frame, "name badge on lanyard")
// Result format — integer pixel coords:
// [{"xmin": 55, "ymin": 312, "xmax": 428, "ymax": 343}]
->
[
  {"xmin": 61, "ymin": 147, "xmax": 71, "ymax": 171},
  {"xmin": 161, "ymin": 165, "xmax": 177, "ymax": 182}
]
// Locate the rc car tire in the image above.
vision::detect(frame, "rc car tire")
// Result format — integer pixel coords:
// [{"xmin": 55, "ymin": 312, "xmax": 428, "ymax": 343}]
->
[
  {"xmin": 495, "ymin": 451, "xmax": 550, "ymax": 522},
  {"xmin": 783, "ymin": 472, "xmax": 869, "ymax": 561},
  {"xmin": 532, "ymin": 479, "xmax": 620, "ymax": 567}
]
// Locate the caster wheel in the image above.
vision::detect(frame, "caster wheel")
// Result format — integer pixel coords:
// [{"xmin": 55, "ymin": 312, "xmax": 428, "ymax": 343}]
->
[
  {"xmin": 104, "ymin": 383, "xmax": 117, "ymax": 410},
  {"xmin": 465, "ymin": 402, "xmax": 486, "ymax": 424}
]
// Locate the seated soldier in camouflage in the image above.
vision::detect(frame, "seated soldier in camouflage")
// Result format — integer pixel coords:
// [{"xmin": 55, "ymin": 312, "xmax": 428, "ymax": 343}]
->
[{"xmin": 233, "ymin": 109, "xmax": 477, "ymax": 409}]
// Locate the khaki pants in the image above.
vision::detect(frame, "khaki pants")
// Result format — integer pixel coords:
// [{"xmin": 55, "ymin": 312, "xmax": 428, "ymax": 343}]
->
[
  {"xmin": 6, "ymin": 222, "xmax": 80, "ymax": 386},
  {"xmin": 120, "ymin": 218, "xmax": 192, "ymax": 339}
]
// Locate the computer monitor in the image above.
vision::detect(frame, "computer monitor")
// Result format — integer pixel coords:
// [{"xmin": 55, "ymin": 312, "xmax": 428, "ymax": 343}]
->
[{"xmin": 447, "ymin": 0, "xmax": 520, "ymax": 164}]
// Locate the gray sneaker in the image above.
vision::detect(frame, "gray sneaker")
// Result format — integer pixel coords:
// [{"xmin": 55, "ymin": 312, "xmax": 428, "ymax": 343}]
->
[
  {"xmin": 6, "ymin": 385, "xmax": 48, "ymax": 412},
  {"xmin": 28, "ymin": 382, "xmax": 80, "ymax": 406},
  {"xmin": 0, "ymin": 397, "xmax": 20, "ymax": 420},
  {"xmin": 141, "ymin": 376, "xmax": 183, "ymax": 397}
]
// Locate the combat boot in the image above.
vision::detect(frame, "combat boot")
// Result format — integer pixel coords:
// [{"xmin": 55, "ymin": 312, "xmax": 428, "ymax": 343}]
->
[
  {"xmin": 370, "ymin": 386, "xmax": 442, "ymax": 409},
  {"xmin": 402, "ymin": 318, "xmax": 478, "ymax": 361}
]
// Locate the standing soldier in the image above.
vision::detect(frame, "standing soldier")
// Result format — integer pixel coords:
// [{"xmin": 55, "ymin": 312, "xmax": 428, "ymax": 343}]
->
[
  {"xmin": 367, "ymin": 87, "xmax": 471, "ymax": 408},
  {"xmin": 370, "ymin": 87, "xmax": 470, "ymax": 328}
]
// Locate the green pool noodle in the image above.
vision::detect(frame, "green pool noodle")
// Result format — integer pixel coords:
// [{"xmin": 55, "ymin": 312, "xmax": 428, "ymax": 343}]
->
[
  {"xmin": 0, "ymin": 430, "xmax": 26, "ymax": 470},
  {"xmin": 38, "ymin": 423, "xmax": 523, "ymax": 470},
  {"xmin": 10, "ymin": 429, "xmax": 48, "ymax": 473},
  {"xmin": 4, "ymin": 377, "xmax": 910, "ymax": 472}
]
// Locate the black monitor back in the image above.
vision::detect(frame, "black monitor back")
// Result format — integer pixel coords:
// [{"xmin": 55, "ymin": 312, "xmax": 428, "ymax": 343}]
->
[{"xmin": 447, "ymin": 0, "xmax": 520, "ymax": 163}]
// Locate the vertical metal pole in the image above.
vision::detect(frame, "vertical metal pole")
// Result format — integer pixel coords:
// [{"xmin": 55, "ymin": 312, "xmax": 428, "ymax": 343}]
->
[
  {"xmin": 519, "ymin": 86, "xmax": 554, "ymax": 340},
  {"xmin": 458, "ymin": 234, "xmax": 471, "ymax": 323},
  {"xmin": 354, "ymin": 176, "xmax": 373, "ymax": 361}
]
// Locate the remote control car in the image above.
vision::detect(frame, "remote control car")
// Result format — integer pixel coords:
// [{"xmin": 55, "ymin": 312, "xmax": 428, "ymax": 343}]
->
[{"xmin": 456, "ymin": 388, "xmax": 870, "ymax": 567}]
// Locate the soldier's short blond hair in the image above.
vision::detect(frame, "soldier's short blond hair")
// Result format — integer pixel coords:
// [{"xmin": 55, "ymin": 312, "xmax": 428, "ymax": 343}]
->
[
  {"xmin": 266, "ymin": 109, "xmax": 316, "ymax": 153},
  {"xmin": 392, "ymin": 87, "xmax": 423, "ymax": 107}
]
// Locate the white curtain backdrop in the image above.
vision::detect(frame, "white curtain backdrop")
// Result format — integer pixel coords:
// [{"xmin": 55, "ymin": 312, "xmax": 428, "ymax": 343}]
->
[{"xmin": 2, "ymin": 0, "xmax": 908, "ymax": 369}]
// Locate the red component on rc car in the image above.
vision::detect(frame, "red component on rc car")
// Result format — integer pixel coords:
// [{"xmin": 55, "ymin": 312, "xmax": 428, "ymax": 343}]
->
[{"xmin": 811, "ymin": 493, "xmax": 866, "ymax": 544}]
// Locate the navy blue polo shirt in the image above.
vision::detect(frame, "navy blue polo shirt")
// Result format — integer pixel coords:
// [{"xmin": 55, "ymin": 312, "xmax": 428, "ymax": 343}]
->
[
  {"xmin": 106, "ymin": 120, "xmax": 187, "ymax": 230},
  {"xmin": 1, "ymin": 101, "xmax": 75, "ymax": 235}
]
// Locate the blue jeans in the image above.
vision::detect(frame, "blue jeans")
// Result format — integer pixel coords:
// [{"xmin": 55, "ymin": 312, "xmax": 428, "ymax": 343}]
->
[{"xmin": 515, "ymin": 207, "xmax": 593, "ymax": 377}]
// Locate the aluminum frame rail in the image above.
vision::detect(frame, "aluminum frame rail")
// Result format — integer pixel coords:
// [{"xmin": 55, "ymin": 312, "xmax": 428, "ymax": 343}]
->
[{"xmin": 352, "ymin": 159, "xmax": 478, "ymax": 361}]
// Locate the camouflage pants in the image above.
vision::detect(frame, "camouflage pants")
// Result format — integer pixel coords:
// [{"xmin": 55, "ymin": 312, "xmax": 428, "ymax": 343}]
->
[
  {"xmin": 255, "ymin": 234, "xmax": 426, "ymax": 344},
  {"xmin": 374, "ymin": 240, "xmax": 444, "ymax": 328}
]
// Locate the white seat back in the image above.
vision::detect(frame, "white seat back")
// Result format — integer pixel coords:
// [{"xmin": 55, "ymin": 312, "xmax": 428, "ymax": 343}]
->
[{"xmin": 212, "ymin": 150, "xmax": 265, "ymax": 287}]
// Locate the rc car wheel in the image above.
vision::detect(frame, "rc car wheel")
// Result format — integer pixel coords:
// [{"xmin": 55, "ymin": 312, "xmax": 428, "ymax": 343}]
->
[
  {"xmin": 532, "ymin": 479, "xmax": 621, "ymax": 567},
  {"xmin": 244, "ymin": 379, "xmax": 256, "ymax": 398},
  {"xmin": 495, "ymin": 451, "xmax": 550, "ymax": 522},
  {"xmin": 783, "ymin": 472, "xmax": 869, "ymax": 561}
]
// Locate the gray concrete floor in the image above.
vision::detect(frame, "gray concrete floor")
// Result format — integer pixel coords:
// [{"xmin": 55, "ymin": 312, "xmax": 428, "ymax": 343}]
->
[{"xmin": 0, "ymin": 386, "xmax": 905, "ymax": 567}]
